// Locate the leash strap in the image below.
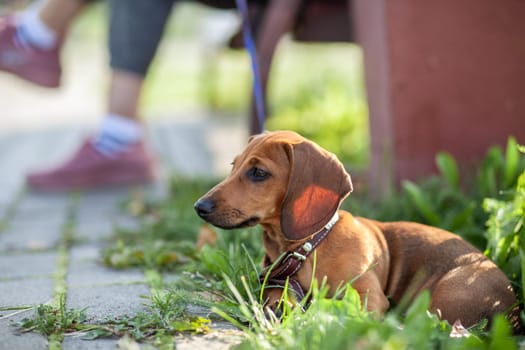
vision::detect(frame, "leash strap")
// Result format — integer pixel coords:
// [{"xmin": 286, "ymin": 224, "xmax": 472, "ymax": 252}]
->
[{"xmin": 235, "ymin": 0, "xmax": 266, "ymax": 132}]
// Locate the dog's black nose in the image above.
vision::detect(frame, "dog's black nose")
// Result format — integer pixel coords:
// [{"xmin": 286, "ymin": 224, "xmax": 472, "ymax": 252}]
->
[{"xmin": 194, "ymin": 198, "xmax": 216, "ymax": 218}]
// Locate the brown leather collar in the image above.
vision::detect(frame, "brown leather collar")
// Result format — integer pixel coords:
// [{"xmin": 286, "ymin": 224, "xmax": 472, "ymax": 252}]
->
[{"xmin": 260, "ymin": 212, "xmax": 339, "ymax": 303}]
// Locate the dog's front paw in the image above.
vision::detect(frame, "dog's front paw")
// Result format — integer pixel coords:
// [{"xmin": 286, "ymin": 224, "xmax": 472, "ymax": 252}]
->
[{"xmin": 262, "ymin": 288, "xmax": 297, "ymax": 319}]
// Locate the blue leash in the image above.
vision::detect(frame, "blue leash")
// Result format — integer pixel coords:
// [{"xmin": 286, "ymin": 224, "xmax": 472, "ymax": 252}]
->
[{"xmin": 236, "ymin": 0, "xmax": 266, "ymax": 132}]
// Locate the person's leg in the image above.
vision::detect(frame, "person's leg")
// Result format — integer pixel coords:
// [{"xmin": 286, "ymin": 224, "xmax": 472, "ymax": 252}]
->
[
  {"xmin": 91, "ymin": 70, "xmax": 144, "ymax": 157},
  {"xmin": 0, "ymin": 0, "xmax": 88, "ymax": 87},
  {"xmin": 37, "ymin": 0, "xmax": 86, "ymax": 38},
  {"xmin": 27, "ymin": 0, "xmax": 176, "ymax": 191},
  {"xmin": 91, "ymin": 0, "xmax": 175, "ymax": 157},
  {"xmin": 107, "ymin": 70, "xmax": 143, "ymax": 120}
]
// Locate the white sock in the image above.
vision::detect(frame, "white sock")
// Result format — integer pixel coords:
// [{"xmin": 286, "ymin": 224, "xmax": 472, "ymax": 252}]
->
[
  {"xmin": 17, "ymin": 5, "xmax": 58, "ymax": 50},
  {"xmin": 92, "ymin": 114, "xmax": 143, "ymax": 157}
]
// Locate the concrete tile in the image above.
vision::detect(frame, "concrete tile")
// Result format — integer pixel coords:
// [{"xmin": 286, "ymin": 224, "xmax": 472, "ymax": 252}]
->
[
  {"xmin": 9, "ymin": 194, "xmax": 69, "ymax": 229},
  {"xmin": 17, "ymin": 193, "xmax": 71, "ymax": 211},
  {"xmin": 0, "ymin": 223, "xmax": 62, "ymax": 252},
  {"xmin": 75, "ymin": 220, "xmax": 114, "ymax": 243},
  {"xmin": 0, "ymin": 313, "xmax": 48, "ymax": 350},
  {"xmin": 62, "ymin": 336, "xmax": 118, "ymax": 350},
  {"xmin": 150, "ymin": 121, "xmax": 212, "ymax": 177},
  {"xmin": 8, "ymin": 214, "xmax": 65, "ymax": 229},
  {"xmin": 78, "ymin": 189, "xmax": 131, "ymax": 207},
  {"xmin": 0, "ymin": 251, "xmax": 57, "ymax": 280},
  {"xmin": 67, "ymin": 284, "xmax": 150, "ymax": 323},
  {"xmin": 0, "ymin": 278, "xmax": 54, "ymax": 307},
  {"xmin": 67, "ymin": 246, "xmax": 145, "ymax": 287},
  {"xmin": 0, "ymin": 189, "xmax": 18, "ymax": 209},
  {"xmin": 175, "ymin": 329, "xmax": 243, "ymax": 350}
]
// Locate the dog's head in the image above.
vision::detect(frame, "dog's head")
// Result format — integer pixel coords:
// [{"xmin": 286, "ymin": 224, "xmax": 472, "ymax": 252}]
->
[{"xmin": 194, "ymin": 130, "xmax": 353, "ymax": 240}]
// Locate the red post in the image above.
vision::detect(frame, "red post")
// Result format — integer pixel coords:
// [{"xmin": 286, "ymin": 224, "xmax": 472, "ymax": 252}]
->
[{"xmin": 353, "ymin": 0, "xmax": 525, "ymax": 194}]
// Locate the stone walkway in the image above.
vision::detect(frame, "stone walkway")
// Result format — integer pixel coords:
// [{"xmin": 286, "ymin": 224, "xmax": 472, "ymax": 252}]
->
[{"xmin": 0, "ymin": 117, "xmax": 247, "ymax": 349}]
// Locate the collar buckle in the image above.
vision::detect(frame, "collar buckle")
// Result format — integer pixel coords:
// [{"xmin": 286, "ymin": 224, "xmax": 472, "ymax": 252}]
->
[{"xmin": 291, "ymin": 251, "xmax": 307, "ymax": 261}]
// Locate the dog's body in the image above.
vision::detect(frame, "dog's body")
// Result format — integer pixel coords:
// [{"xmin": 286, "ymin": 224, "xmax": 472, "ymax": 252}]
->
[{"xmin": 195, "ymin": 130, "xmax": 517, "ymax": 328}]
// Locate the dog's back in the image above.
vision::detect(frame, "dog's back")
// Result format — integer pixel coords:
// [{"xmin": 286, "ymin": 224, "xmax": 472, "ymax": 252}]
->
[{"xmin": 375, "ymin": 220, "xmax": 517, "ymax": 328}]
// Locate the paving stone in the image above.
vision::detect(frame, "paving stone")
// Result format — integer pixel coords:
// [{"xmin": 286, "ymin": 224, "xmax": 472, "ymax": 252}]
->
[
  {"xmin": 8, "ymin": 212, "xmax": 65, "ymax": 228},
  {"xmin": 150, "ymin": 121, "xmax": 212, "ymax": 177},
  {"xmin": 67, "ymin": 284, "xmax": 150, "ymax": 323},
  {"xmin": 17, "ymin": 192, "xmax": 71, "ymax": 211},
  {"xmin": 162, "ymin": 272, "xmax": 180, "ymax": 285},
  {"xmin": 62, "ymin": 336, "xmax": 118, "ymax": 350},
  {"xmin": 67, "ymin": 244, "xmax": 103, "ymax": 261},
  {"xmin": 175, "ymin": 328, "xmax": 243, "ymax": 350},
  {"xmin": 76, "ymin": 215, "xmax": 140, "ymax": 247},
  {"xmin": 186, "ymin": 304, "xmax": 213, "ymax": 318},
  {"xmin": 8, "ymin": 207, "xmax": 65, "ymax": 226},
  {"xmin": 143, "ymin": 181, "xmax": 170, "ymax": 202},
  {"xmin": 75, "ymin": 191, "xmax": 139, "ymax": 242},
  {"xmin": 0, "ymin": 313, "xmax": 47, "ymax": 350},
  {"xmin": 0, "ymin": 278, "xmax": 54, "ymax": 307},
  {"xmin": 75, "ymin": 220, "xmax": 115, "ymax": 243},
  {"xmin": 67, "ymin": 245, "xmax": 145, "ymax": 287},
  {"xmin": 0, "ymin": 129, "xmax": 83, "ymax": 191},
  {"xmin": 6, "ymin": 128, "xmax": 85, "ymax": 178},
  {"xmin": 0, "ymin": 118, "xmax": 246, "ymax": 348},
  {"xmin": 76, "ymin": 201, "xmax": 123, "ymax": 218},
  {"xmin": 7, "ymin": 193, "xmax": 69, "ymax": 230},
  {"xmin": 0, "ymin": 251, "xmax": 57, "ymax": 280},
  {"xmin": 76, "ymin": 205, "xmax": 122, "ymax": 220},
  {"xmin": 0, "ymin": 133, "xmax": 18, "ymax": 160},
  {"xmin": 78, "ymin": 188, "xmax": 133, "ymax": 207},
  {"xmin": 0, "ymin": 186, "xmax": 18, "ymax": 208},
  {"xmin": 113, "ymin": 214, "xmax": 141, "ymax": 232},
  {"xmin": 0, "ymin": 223, "xmax": 62, "ymax": 252}
]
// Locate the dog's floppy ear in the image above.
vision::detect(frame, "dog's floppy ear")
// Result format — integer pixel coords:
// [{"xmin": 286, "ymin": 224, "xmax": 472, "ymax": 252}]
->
[{"xmin": 280, "ymin": 140, "xmax": 353, "ymax": 241}]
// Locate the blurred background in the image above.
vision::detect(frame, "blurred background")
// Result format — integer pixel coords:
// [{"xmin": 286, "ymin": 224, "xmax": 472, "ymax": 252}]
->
[{"xmin": 0, "ymin": 0, "xmax": 369, "ymax": 169}]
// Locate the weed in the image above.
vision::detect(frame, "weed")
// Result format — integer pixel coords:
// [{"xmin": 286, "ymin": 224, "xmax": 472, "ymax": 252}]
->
[
  {"xmin": 216, "ymin": 277, "xmax": 519, "ymax": 350},
  {"xmin": 17, "ymin": 289, "xmax": 210, "ymax": 346},
  {"xmin": 17, "ymin": 296, "xmax": 86, "ymax": 336},
  {"xmin": 16, "ymin": 195, "xmax": 80, "ymax": 348},
  {"xmin": 94, "ymin": 144, "xmax": 525, "ymax": 348},
  {"xmin": 102, "ymin": 238, "xmax": 196, "ymax": 270},
  {"xmin": 18, "ymin": 142, "xmax": 524, "ymax": 348},
  {"xmin": 347, "ymin": 136, "xmax": 525, "ymax": 250},
  {"xmin": 484, "ymin": 147, "xmax": 525, "ymax": 301},
  {"xmin": 102, "ymin": 177, "xmax": 219, "ymax": 271},
  {"xmin": 171, "ymin": 231, "xmax": 264, "ymax": 323},
  {"xmin": 82, "ymin": 289, "xmax": 210, "ymax": 343}
]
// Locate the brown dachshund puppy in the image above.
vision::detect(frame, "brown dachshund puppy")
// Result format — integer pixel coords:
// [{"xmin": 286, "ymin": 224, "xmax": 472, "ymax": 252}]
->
[{"xmin": 195, "ymin": 130, "xmax": 517, "ymax": 328}]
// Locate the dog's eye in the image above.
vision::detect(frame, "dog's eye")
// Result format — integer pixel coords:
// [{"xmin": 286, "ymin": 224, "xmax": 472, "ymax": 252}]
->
[{"xmin": 247, "ymin": 167, "xmax": 271, "ymax": 182}]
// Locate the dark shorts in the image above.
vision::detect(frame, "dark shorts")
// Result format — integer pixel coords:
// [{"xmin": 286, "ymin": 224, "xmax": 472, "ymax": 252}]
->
[{"xmin": 108, "ymin": 0, "xmax": 176, "ymax": 76}]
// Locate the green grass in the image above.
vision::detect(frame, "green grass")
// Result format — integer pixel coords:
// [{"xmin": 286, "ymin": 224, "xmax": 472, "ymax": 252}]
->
[
  {"xmin": 110, "ymin": 141, "xmax": 525, "ymax": 348},
  {"xmin": 14, "ymin": 142, "xmax": 525, "ymax": 348},
  {"xmin": 17, "ymin": 296, "xmax": 87, "ymax": 337},
  {"xmin": 79, "ymin": 289, "xmax": 210, "ymax": 344},
  {"xmin": 17, "ymin": 290, "xmax": 210, "ymax": 347},
  {"xmin": 7, "ymin": 2, "xmax": 524, "ymax": 346},
  {"xmin": 218, "ymin": 280, "xmax": 517, "ymax": 350}
]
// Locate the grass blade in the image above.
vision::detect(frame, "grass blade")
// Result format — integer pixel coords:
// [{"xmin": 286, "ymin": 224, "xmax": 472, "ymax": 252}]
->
[
  {"xmin": 436, "ymin": 152, "xmax": 460, "ymax": 189},
  {"xmin": 402, "ymin": 181, "xmax": 440, "ymax": 225},
  {"xmin": 504, "ymin": 137, "xmax": 519, "ymax": 189}
]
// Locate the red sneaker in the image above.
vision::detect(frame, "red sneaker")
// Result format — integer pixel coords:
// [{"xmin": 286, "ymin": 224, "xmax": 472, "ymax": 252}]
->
[
  {"xmin": 0, "ymin": 16, "xmax": 61, "ymax": 88},
  {"xmin": 26, "ymin": 140, "xmax": 157, "ymax": 191}
]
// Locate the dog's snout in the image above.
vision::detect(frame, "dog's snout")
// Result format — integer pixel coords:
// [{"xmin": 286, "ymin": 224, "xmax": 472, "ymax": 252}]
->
[{"xmin": 194, "ymin": 198, "xmax": 216, "ymax": 218}]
